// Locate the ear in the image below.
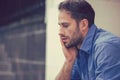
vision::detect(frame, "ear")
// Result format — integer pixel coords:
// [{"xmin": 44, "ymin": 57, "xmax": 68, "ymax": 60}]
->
[{"xmin": 79, "ymin": 19, "xmax": 89, "ymax": 36}]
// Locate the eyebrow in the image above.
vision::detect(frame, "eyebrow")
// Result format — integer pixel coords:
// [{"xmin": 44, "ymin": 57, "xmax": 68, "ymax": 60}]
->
[{"xmin": 58, "ymin": 22, "xmax": 69, "ymax": 25}]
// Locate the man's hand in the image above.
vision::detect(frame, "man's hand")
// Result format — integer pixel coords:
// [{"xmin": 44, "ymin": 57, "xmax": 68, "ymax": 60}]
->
[
  {"xmin": 60, "ymin": 38, "xmax": 78, "ymax": 63},
  {"xmin": 55, "ymin": 39, "xmax": 78, "ymax": 80}
]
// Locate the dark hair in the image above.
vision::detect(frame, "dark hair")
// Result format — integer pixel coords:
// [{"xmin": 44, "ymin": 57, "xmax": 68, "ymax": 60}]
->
[{"xmin": 58, "ymin": 0, "xmax": 95, "ymax": 27}]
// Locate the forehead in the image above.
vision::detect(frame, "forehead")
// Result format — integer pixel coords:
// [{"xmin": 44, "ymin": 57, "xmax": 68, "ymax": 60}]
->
[
  {"xmin": 58, "ymin": 10, "xmax": 75, "ymax": 24},
  {"xmin": 59, "ymin": 10, "xmax": 71, "ymax": 18}
]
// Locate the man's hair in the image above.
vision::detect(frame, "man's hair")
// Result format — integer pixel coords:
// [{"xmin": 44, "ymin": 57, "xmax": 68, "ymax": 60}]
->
[{"xmin": 58, "ymin": 0, "xmax": 95, "ymax": 27}]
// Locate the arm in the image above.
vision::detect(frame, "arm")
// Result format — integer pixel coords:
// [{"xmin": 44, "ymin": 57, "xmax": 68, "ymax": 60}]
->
[
  {"xmin": 55, "ymin": 59, "xmax": 75, "ymax": 80},
  {"xmin": 95, "ymin": 42, "xmax": 120, "ymax": 80},
  {"xmin": 55, "ymin": 39, "xmax": 77, "ymax": 80}
]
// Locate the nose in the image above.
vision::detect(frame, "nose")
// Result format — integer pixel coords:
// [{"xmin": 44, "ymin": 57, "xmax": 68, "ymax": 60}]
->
[{"xmin": 59, "ymin": 27, "xmax": 64, "ymax": 36}]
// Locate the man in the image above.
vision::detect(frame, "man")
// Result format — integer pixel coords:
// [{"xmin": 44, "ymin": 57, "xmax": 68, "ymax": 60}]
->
[{"xmin": 55, "ymin": 0, "xmax": 120, "ymax": 80}]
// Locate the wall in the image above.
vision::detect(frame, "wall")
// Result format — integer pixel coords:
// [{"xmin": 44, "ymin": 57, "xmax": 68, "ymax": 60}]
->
[
  {"xmin": 46, "ymin": 0, "xmax": 120, "ymax": 80},
  {"xmin": 88, "ymin": 0, "xmax": 120, "ymax": 36},
  {"xmin": 0, "ymin": 1, "xmax": 46, "ymax": 80}
]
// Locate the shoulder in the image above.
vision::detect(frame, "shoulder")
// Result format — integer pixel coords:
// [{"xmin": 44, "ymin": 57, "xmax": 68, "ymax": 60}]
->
[
  {"xmin": 93, "ymin": 28, "xmax": 120, "ymax": 49},
  {"xmin": 94, "ymin": 28, "xmax": 120, "ymax": 45},
  {"xmin": 93, "ymin": 29, "xmax": 120, "ymax": 62},
  {"xmin": 91, "ymin": 28, "xmax": 120, "ymax": 79}
]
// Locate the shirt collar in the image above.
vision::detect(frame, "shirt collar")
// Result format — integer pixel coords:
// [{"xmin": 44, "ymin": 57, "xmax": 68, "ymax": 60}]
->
[{"xmin": 80, "ymin": 24, "xmax": 97, "ymax": 54}]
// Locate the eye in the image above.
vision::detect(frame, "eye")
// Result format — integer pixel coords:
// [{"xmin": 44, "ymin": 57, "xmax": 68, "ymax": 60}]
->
[{"xmin": 62, "ymin": 23, "xmax": 69, "ymax": 28}]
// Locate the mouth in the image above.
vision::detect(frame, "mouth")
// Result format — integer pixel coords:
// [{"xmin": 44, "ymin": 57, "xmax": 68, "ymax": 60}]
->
[{"xmin": 61, "ymin": 37, "xmax": 68, "ymax": 43}]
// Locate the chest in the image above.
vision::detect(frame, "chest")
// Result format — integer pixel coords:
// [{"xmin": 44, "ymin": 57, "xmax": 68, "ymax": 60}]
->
[{"xmin": 77, "ymin": 51, "xmax": 96, "ymax": 80}]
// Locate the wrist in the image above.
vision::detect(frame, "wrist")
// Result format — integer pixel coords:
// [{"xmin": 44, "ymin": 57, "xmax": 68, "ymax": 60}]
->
[{"xmin": 65, "ymin": 59, "xmax": 75, "ymax": 66}]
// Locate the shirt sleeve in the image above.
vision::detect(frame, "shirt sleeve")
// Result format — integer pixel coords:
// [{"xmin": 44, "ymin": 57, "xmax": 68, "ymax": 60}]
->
[
  {"xmin": 71, "ymin": 59, "xmax": 81, "ymax": 80},
  {"xmin": 94, "ymin": 42, "xmax": 120, "ymax": 80}
]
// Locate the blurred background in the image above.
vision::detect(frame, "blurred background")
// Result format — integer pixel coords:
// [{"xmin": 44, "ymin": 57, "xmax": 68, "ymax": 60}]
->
[
  {"xmin": 0, "ymin": 0, "xmax": 120, "ymax": 80},
  {"xmin": 0, "ymin": 0, "xmax": 45, "ymax": 80}
]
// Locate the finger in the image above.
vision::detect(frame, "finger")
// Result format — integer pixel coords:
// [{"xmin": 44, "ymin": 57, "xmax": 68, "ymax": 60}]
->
[{"xmin": 60, "ymin": 37, "xmax": 66, "ymax": 48}]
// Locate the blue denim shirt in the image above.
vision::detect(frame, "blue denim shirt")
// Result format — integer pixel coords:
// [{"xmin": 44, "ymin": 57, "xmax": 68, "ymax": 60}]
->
[{"xmin": 71, "ymin": 24, "xmax": 120, "ymax": 80}]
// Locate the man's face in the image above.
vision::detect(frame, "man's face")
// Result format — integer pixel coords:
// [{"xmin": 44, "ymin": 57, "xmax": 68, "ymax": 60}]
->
[{"xmin": 58, "ymin": 10, "xmax": 84, "ymax": 48}]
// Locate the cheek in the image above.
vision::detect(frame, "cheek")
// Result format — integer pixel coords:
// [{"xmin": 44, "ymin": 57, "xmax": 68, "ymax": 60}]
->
[
  {"xmin": 72, "ymin": 29, "xmax": 81, "ymax": 38},
  {"xmin": 66, "ymin": 29, "xmax": 73, "ymax": 37}
]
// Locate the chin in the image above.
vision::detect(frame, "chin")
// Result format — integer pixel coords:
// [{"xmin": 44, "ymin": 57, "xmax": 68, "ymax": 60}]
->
[
  {"xmin": 64, "ymin": 43, "xmax": 69, "ymax": 48},
  {"xmin": 65, "ymin": 44, "xmax": 73, "ymax": 48}
]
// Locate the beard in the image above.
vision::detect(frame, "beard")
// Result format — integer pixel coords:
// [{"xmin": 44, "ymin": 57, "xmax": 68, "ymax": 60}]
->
[{"xmin": 65, "ymin": 28, "xmax": 84, "ymax": 48}]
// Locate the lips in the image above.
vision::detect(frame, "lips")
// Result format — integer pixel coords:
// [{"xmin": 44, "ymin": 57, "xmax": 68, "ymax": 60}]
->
[{"xmin": 61, "ymin": 37, "xmax": 68, "ymax": 43}]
